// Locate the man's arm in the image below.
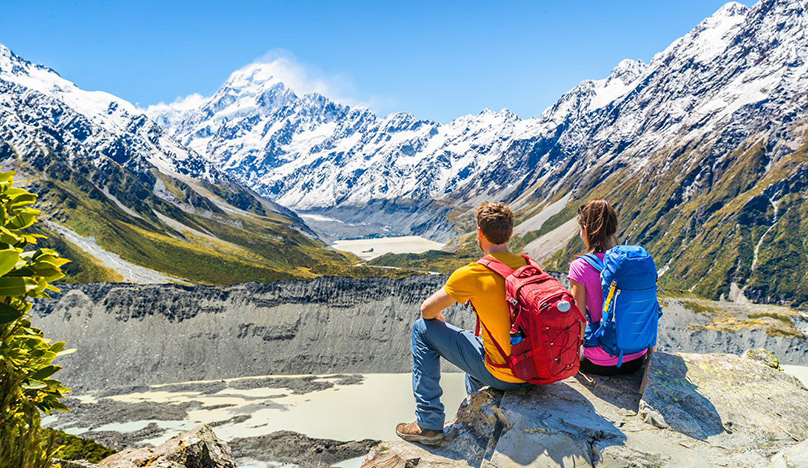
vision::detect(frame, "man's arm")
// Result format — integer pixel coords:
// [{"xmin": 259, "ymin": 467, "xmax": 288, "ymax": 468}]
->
[{"xmin": 420, "ymin": 288, "xmax": 456, "ymax": 320}]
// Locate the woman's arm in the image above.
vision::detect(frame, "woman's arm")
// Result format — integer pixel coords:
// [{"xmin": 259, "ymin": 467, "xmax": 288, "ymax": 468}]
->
[
  {"xmin": 569, "ymin": 279, "xmax": 587, "ymax": 313},
  {"xmin": 569, "ymin": 279, "xmax": 588, "ymax": 338}
]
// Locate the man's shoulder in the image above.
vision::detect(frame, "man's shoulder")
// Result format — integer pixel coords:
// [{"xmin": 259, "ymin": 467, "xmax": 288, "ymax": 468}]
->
[{"xmin": 450, "ymin": 260, "xmax": 489, "ymax": 277}]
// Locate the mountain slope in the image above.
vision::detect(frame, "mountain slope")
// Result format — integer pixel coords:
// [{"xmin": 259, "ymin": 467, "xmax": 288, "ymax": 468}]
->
[
  {"xmin": 152, "ymin": 0, "xmax": 807, "ymax": 306},
  {"xmin": 0, "ymin": 44, "xmax": 363, "ymax": 284},
  {"xmin": 521, "ymin": 0, "xmax": 808, "ymax": 308},
  {"xmin": 447, "ymin": 0, "xmax": 808, "ymax": 307},
  {"xmin": 147, "ymin": 65, "xmax": 554, "ymax": 239}
]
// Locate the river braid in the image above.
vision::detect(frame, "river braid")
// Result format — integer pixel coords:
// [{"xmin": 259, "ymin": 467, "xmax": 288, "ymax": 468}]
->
[{"xmin": 578, "ymin": 199, "xmax": 618, "ymax": 254}]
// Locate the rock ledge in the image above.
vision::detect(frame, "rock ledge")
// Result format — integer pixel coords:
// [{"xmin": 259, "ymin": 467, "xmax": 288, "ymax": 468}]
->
[{"xmin": 364, "ymin": 350, "xmax": 808, "ymax": 468}]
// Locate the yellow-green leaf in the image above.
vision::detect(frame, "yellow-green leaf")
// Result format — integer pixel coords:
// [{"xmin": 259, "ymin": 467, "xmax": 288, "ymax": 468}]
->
[
  {"xmin": 0, "ymin": 301, "xmax": 23, "ymax": 325},
  {"xmin": 6, "ymin": 212, "xmax": 38, "ymax": 230},
  {"xmin": 0, "ymin": 249, "xmax": 20, "ymax": 276},
  {"xmin": 0, "ymin": 276, "xmax": 39, "ymax": 296}
]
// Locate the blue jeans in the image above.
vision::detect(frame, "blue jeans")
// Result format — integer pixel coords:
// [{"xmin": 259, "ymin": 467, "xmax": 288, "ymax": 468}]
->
[{"xmin": 411, "ymin": 318, "xmax": 531, "ymax": 431}]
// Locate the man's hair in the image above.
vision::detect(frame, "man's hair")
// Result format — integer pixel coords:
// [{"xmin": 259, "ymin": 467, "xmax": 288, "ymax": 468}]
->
[
  {"xmin": 577, "ymin": 199, "xmax": 618, "ymax": 253},
  {"xmin": 475, "ymin": 202, "xmax": 514, "ymax": 245}
]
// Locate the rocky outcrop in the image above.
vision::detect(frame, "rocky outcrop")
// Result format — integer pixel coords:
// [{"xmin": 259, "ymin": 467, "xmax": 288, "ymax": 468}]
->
[
  {"xmin": 769, "ymin": 439, "xmax": 808, "ymax": 468},
  {"xmin": 95, "ymin": 425, "xmax": 235, "ymax": 468},
  {"xmin": 230, "ymin": 431, "xmax": 378, "ymax": 468},
  {"xmin": 31, "ymin": 279, "xmax": 808, "ymax": 391},
  {"xmin": 364, "ymin": 351, "xmax": 808, "ymax": 467}
]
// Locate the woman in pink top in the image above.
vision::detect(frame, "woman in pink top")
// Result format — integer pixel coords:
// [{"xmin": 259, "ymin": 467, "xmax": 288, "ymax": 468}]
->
[{"xmin": 568, "ymin": 199, "xmax": 647, "ymax": 375}]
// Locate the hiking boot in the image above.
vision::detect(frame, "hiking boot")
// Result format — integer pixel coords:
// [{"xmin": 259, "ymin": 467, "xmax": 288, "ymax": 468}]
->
[{"xmin": 395, "ymin": 421, "xmax": 444, "ymax": 446}]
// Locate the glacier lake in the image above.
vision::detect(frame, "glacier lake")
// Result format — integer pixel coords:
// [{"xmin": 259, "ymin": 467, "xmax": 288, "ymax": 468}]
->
[
  {"xmin": 42, "ymin": 373, "xmax": 468, "ymax": 467},
  {"xmin": 332, "ymin": 236, "xmax": 445, "ymax": 260}
]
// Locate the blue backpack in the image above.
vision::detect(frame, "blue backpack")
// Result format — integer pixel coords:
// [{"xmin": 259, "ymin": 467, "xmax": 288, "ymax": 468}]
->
[{"xmin": 579, "ymin": 245, "xmax": 662, "ymax": 367}]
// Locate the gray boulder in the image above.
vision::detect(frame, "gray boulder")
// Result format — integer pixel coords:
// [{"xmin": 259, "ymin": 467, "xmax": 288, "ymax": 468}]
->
[
  {"xmin": 97, "ymin": 425, "xmax": 235, "ymax": 468},
  {"xmin": 363, "ymin": 351, "xmax": 808, "ymax": 467},
  {"xmin": 768, "ymin": 439, "xmax": 808, "ymax": 468}
]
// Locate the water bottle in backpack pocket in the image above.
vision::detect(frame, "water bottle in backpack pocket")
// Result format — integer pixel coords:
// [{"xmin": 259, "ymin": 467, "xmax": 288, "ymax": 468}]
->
[{"xmin": 579, "ymin": 245, "xmax": 662, "ymax": 367}]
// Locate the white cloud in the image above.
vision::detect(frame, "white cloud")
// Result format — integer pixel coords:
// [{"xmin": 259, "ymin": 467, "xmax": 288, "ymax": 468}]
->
[
  {"xmin": 144, "ymin": 92, "xmax": 207, "ymax": 116},
  {"xmin": 248, "ymin": 50, "xmax": 362, "ymax": 104},
  {"xmin": 144, "ymin": 49, "xmax": 397, "ymax": 116}
]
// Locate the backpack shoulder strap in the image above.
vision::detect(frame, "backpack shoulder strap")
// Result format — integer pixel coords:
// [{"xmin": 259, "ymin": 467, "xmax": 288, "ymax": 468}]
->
[
  {"xmin": 477, "ymin": 256, "xmax": 516, "ymax": 278},
  {"xmin": 521, "ymin": 254, "xmax": 542, "ymax": 271},
  {"xmin": 578, "ymin": 254, "xmax": 605, "ymax": 272}
]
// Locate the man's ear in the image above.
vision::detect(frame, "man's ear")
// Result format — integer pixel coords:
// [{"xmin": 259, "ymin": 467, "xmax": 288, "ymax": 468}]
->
[{"xmin": 477, "ymin": 227, "xmax": 485, "ymax": 241}]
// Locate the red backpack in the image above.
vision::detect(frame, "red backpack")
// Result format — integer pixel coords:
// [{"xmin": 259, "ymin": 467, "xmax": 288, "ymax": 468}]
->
[{"xmin": 469, "ymin": 255, "xmax": 585, "ymax": 385}]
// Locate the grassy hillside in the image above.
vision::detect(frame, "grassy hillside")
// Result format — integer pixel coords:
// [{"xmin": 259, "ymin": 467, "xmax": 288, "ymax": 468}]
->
[
  {"xmin": 542, "ymin": 139, "xmax": 808, "ymax": 309},
  {"xmin": 372, "ymin": 136, "xmax": 807, "ymax": 310},
  {"xmin": 12, "ymin": 146, "xmax": 389, "ymax": 285}
]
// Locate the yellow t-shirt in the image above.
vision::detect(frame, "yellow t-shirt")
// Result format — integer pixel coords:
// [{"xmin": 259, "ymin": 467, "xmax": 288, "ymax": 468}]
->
[{"xmin": 444, "ymin": 252, "xmax": 527, "ymax": 383}]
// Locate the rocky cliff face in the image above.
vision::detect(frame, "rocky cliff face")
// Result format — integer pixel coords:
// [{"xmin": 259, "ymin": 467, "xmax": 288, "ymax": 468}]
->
[{"xmin": 32, "ymin": 278, "xmax": 807, "ymax": 391}]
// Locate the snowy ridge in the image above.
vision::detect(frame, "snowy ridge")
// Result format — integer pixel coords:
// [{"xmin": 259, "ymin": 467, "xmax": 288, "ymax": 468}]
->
[
  {"xmin": 152, "ymin": 0, "xmax": 807, "ymax": 220},
  {"xmin": 0, "ymin": 43, "xmax": 219, "ymax": 182},
  {"xmin": 148, "ymin": 62, "xmax": 553, "ymax": 210}
]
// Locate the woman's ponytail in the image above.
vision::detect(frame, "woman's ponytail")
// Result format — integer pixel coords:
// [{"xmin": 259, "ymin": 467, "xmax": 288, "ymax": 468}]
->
[{"xmin": 577, "ymin": 199, "xmax": 618, "ymax": 253}]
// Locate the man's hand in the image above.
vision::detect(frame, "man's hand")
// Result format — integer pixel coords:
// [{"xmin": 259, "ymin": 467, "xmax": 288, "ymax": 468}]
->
[{"xmin": 420, "ymin": 288, "xmax": 456, "ymax": 320}]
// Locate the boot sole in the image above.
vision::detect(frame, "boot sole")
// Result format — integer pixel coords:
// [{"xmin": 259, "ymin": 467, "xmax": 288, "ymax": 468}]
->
[{"xmin": 395, "ymin": 429, "xmax": 444, "ymax": 446}]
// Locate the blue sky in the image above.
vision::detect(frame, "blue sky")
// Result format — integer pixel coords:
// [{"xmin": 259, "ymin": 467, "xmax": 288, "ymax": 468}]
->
[{"xmin": 3, "ymin": 0, "xmax": 755, "ymax": 122}]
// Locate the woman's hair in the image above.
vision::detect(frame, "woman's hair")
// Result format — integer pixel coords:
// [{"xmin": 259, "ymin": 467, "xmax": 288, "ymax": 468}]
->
[
  {"xmin": 577, "ymin": 199, "xmax": 618, "ymax": 253},
  {"xmin": 475, "ymin": 201, "xmax": 514, "ymax": 245}
]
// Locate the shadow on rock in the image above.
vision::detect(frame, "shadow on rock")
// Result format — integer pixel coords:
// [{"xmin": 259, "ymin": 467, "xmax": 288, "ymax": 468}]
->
[
  {"xmin": 639, "ymin": 352, "xmax": 726, "ymax": 439},
  {"xmin": 574, "ymin": 368, "xmax": 645, "ymax": 413},
  {"xmin": 488, "ymin": 383, "xmax": 627, "ymax": 467}
]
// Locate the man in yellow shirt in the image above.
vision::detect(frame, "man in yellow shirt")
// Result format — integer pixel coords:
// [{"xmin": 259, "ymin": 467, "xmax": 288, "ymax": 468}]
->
[{"xmin": 396, "ymin": 202, "xmax": 530, "ymax": 446}]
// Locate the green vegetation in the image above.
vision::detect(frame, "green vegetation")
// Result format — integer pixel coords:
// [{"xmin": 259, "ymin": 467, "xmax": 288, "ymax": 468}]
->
[
  {"xmin": 16, "ymin": 148, "xmax": 371, "ymax": 285},
  {"xmin": 543, "ymin": 137, "xmax": 808, "ymax": 310},
  {"xmin": 678, "ymin": 299, "xmax": 722, "ymax": 316},
  {"xmin": 45, "ymin": 429, "xmax": 116, "ymax": 463},
  {"xmin": 0, "ymin": 171, "xmax": 71, "ymax": 468},
  {"xmin": 748, "ymin": 312, "xmax": 794, "ymax": 325},
  {"xmin": 33, "ymin": 225, "xmax": 120, "ymax": 283}
]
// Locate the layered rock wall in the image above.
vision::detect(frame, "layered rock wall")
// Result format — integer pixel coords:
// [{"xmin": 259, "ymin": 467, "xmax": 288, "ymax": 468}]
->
[{"xmin": 31, "ymin": 278, "xmax": 808, "ymax": 390}]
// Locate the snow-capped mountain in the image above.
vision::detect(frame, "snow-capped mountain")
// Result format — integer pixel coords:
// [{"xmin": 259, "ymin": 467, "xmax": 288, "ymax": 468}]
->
[
  {"xmin": 454, "ymin": 0, "xmax": 807, "ymax": 199},
  {"xmin": 0, "ymin": 43, "xmax": 353, "ymax": 284},
  {"xmin": 151, "ymin": 0, "xmax": 807, "ymax": 306},
  {"xmin": 0, "ymin": 44, "xmax": 223, "ymax": 183},
  {"xmin": 151, "ymin": 0, "xmax": 805, "ymax": 219},
  {"xmin": 147, "ymin": 65, "xmax": 549, "ymax": 212}
]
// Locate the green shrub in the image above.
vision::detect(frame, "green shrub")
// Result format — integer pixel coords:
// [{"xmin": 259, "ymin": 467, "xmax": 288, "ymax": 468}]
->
[
  {"xmin": 0, "ymin": 171, "xmax": 71, "ymax": 468},
  {"xmin": 44, "ymin": 429, "xmax": 116, "ymax": 463}
]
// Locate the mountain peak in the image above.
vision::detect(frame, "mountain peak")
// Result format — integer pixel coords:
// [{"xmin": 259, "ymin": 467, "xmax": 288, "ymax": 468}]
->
[
  {"xmin": 714, "ymin": 1, "xmax": 751, "ymax": 18},
  {"xmin": 478, "ymin": 108, "xmax": 518, "ymax": 119},
  {"xmin": 221, "ymin": 62, "xmax": 294, "ymax": 97},
  {"xmin": 607, "ymin": 59, "xmax": 647, "ymax": 84},
  {"xmin": 697, "ymin": 1, "xmax": 750, "ymax": 35}
]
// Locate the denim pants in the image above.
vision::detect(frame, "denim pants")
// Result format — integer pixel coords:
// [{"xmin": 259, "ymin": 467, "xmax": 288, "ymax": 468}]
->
[{"xmin": 411, "ymin": 317, "xmax": 531, "ymax": 431}]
